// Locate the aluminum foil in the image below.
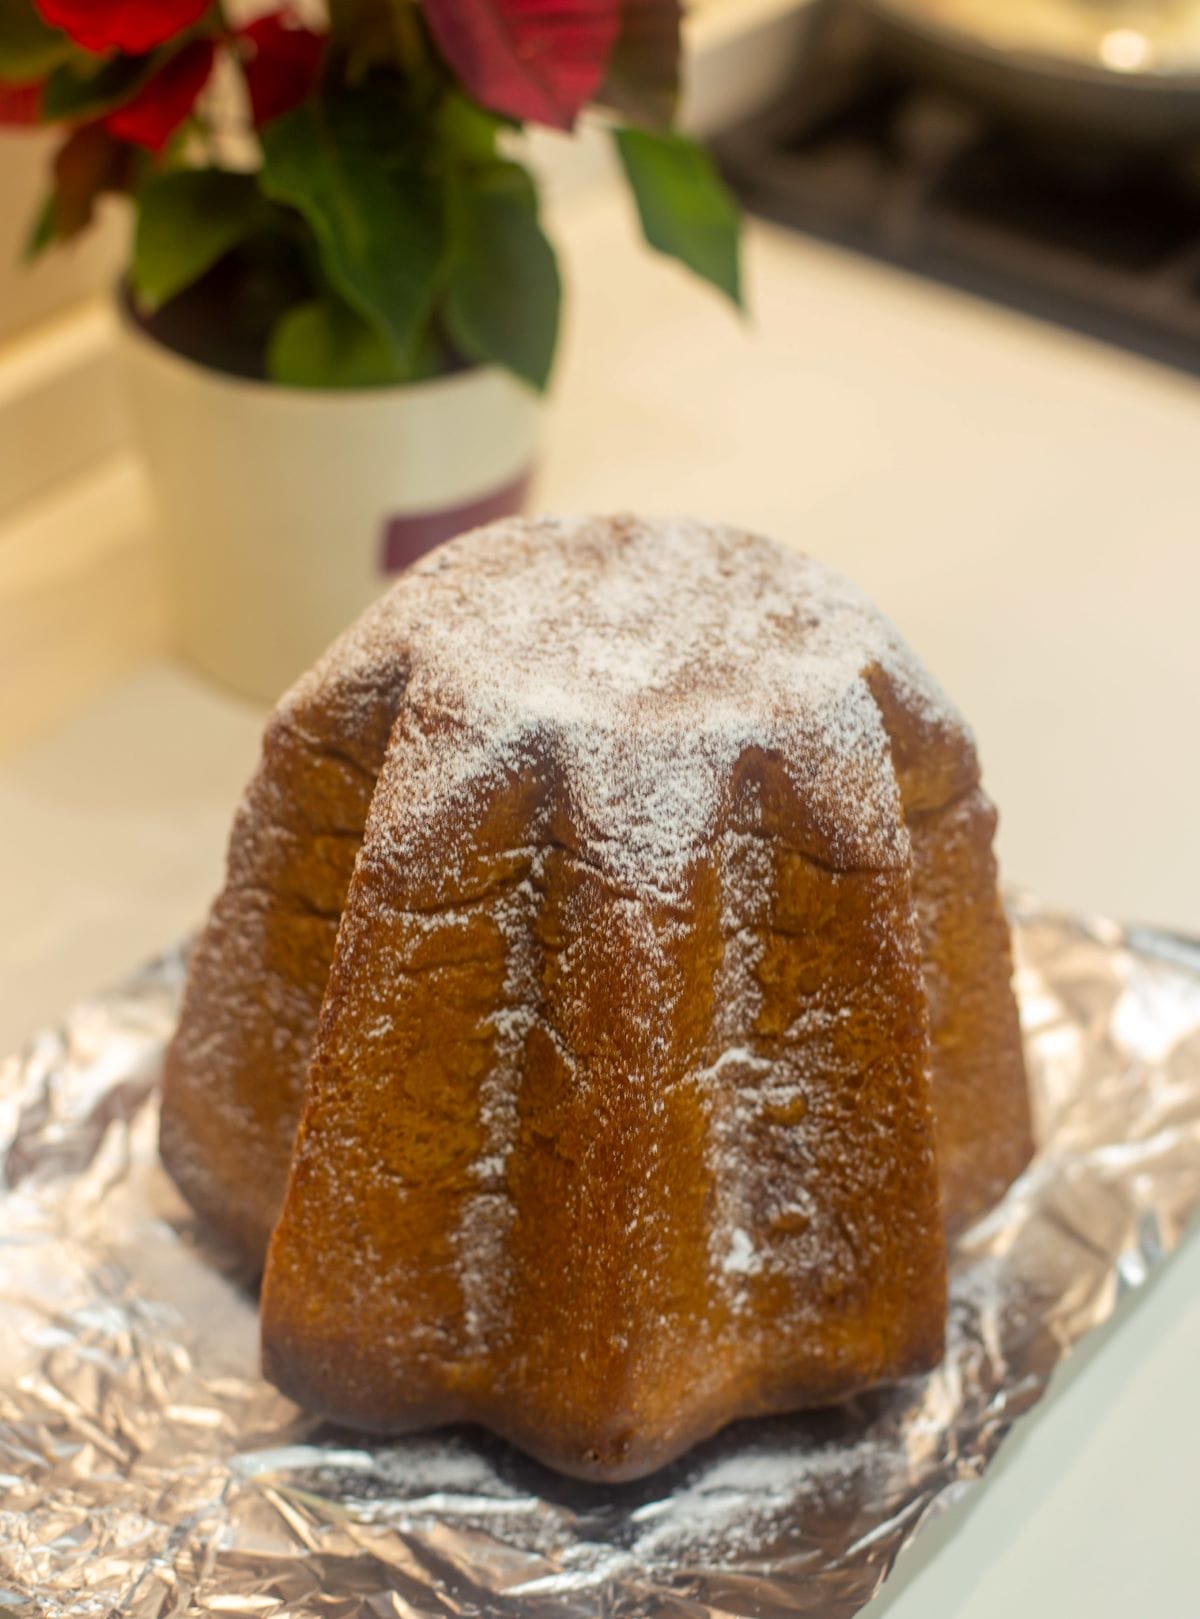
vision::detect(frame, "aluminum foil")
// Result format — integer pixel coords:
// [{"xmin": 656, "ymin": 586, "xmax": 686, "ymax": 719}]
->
[{"xmin": 2, "ymin": 895, "xmax": 1199, "ymax": 1619}]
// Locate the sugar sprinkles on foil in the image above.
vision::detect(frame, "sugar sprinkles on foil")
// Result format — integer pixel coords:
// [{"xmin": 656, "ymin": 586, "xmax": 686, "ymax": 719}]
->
[{"xmin": 1, "ymin": 896, "xmax": 1199, "ymax": 1618}]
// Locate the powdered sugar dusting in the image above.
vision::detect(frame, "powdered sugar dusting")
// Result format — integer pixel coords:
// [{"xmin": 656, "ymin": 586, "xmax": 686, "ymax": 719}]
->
[
  {"xmin": 455, "ymin": 859, "xmax": 544, "ymax": 1350},
  {"xmin": 296, "ymin": 514, "xmax": 967, "ymax": 894}
]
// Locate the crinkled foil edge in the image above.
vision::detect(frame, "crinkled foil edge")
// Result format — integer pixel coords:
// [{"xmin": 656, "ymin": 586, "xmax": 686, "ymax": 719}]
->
[{"xmin": 1, "ymin": 895, "xmax": 1199, "ymax": 1618}]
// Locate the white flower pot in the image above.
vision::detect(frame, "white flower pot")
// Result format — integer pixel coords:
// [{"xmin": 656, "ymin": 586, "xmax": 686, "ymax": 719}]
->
[{"xmin": 118, "ymin": 307, "xmax": 542, "ymax": 703}]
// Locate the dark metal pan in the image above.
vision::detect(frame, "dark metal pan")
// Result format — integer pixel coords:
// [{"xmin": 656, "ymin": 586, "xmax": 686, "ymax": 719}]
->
[{"xmin": 856, "ymin": 0, "xmax": 1200, "ymax": 145}]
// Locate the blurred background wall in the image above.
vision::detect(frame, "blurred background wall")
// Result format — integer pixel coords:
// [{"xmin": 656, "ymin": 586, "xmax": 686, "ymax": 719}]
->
[{"xmin": 0, "ymin": 133, "xmax": 122, "ymax": 345}]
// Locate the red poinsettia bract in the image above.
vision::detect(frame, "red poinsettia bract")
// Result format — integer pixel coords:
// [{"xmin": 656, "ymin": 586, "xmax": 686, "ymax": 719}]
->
[
  {"xmin": 0, "ymin": 81, "xmax": 43, "ymax": 125},
  {"xmin": 105, "ymin": 39, "xmax": 215, "ymax": 153},
  {"xmin": 240, "ymin": 11, "xmax": 326, "ymax": 127},
  {"xmin": 35, "ymin": 0, "xmax": 212, "ymax": 56},
  {"xmin": 422, "ymin": 0, "xmax": 622, "ymax": 130}
]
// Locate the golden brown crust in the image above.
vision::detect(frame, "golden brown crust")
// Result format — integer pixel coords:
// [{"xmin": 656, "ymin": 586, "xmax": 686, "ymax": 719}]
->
[
  {"xmin": 160, "ymin": 516, "xmax": 1033, "ymax": 1482},
  {"xmin": 160, "ymin": 662, "xmax": 407, "ymax": 1263},
  {"xmin": 260, "ymin": 735, "xmax": 948, "ymax": 1481},
  {"xmin": 868, "ymin": 661, "xmax": 1035, "ymax": 1231},
  {"xmin": 908, "ymin": 789, "xmax": 1034, "ymax": 1231}
]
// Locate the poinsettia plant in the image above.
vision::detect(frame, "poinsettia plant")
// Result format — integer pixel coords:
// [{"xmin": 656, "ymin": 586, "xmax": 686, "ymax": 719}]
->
[{"xmin": 0, "ymin": 0, "xmax": 741, "ymax": 389}]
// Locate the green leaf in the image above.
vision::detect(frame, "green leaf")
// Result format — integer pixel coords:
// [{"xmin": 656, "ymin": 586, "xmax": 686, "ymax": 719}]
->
[
  {"xmin": 259, "ymin": 96, "xmax": 445, "ymax": 365},
  {"xmin": 267, "ymin": 297, "xmax": 406, "ymax": 387},
  {"xmin": 133, "ymin": 170, "xmax": 274, "ymax": 311},
  {"xmin": 444, "ymin": 161, "xmax": 560, "ymax": 391},
  {"xmin": 327, "ymin": 0, "xmax": 416, "ymax": 78},
  {"xmin": 41, "ymin": 51, "xmax": 154, "ymax": 122},
  {"xmin": 439, "ymin": 91, "xmax": 503, "ymax": 162},
  {"xmin": 0, "ymin": 3, "xmax": 72, "ymax": 79},
  {"xmin": 23, "ymin": 191, "xmax": 56, "ymax": 262},
  {"xmin": 327, "ymin": 0, "xmax": 406, "ymax": 45},
  {"xmin": 614, "ymin": 126, "xmax": 742, "ymax": 307}
]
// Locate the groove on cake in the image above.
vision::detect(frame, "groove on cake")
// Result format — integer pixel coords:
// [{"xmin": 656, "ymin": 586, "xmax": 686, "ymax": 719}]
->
[
  {"xmin": 908, "ymin": 788, "xmax": 1033, "ymax": 1230},
  {"xmin": 160, "ymin": 658, "xmax": 411, "ymax": 1263}
]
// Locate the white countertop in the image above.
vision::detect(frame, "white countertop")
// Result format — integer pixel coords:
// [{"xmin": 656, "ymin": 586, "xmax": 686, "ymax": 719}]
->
[{"xmin": 2, "ymin": 182, "xmax": 1199, "ymax": 1614}]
